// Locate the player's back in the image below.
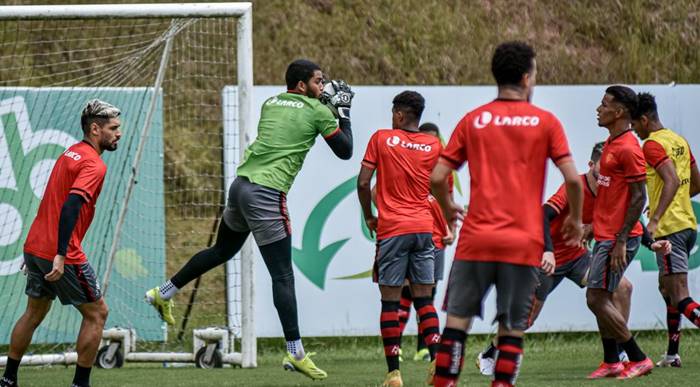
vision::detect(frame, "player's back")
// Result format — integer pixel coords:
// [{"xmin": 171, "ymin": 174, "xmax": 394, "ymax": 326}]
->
[
  {"xmin": 442, "ymin": 99, "xmax": 571, "ymax": 266},
  {"xmin": 366, "ymin": 129, "xmax": 441, "ymax": 240}
]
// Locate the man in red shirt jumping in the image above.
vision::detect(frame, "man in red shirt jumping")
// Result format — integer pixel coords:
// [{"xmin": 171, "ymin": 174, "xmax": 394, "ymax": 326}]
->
[
  {"xmin": 1, "ymin": 100, "xmax": 121, "ymax": 387},
  {"xmin": 358, "ymin": 91, "xmax": 442, "ymax": 387},
  {"xmin": 429, "ymin": 41, "xmax": 584, "ymax": 387},
  {"xmin": 586, "ymin": 85, "xmax": 653, "ymax": 379}
]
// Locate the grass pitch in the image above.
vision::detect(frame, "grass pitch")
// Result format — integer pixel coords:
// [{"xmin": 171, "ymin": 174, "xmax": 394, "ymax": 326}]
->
[{"xmin": 13, "ymin": 331, "xmax": 700, "ymax": 386}]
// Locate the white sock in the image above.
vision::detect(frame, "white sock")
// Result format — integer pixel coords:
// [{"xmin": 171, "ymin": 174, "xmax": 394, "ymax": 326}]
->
[
  {"xmin": 287, "ymin": 339, "xmax": 305, "ymax": 360},
  {"xmin": 158, "ymin": 280, "xmax": 179, "ymax": 300}
]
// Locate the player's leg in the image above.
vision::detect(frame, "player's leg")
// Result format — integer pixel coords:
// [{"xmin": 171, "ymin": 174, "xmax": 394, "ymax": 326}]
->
[
  {"xmin": 407, "ymin": 234, "xmax": 439, "ymax": 362},
  {"xmin": 433, "ymin": 261, "xmax": 493, "ymax": 387},
  {"xmin": 492, "ymin": 262, "xmax": 539, "ymax": 387},
  {"xmin": 376, "ymin": 235, "xmax": 412, "ymax": 387},
  {"xmin": 146, "ymin": 177, "xmax": 252, "ymax": 324},
  {"xmin": 611, "ymin": 277, "xmax": 633, "ymax": 362},
  {"xmin": 2, "ymin": 254, "xmax": 56, "ymax": 387},
  {"xmin": 398, "ymin": 283, "xmax": 412, "ymax": 339},
  {"xmin": 657, "ymin": 229, "xmax": 697, "ymax": 366},
  {"xmin": 74, "ymin": 298, "xmax": 109, "ymax": 387},
  {"xmin": 416, "ymin": 248, "xmax": 445, "ymax": 361}
]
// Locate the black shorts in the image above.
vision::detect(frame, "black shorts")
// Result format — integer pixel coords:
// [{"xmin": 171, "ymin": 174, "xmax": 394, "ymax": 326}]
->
[
  {"xmin": 444, "ymin": 260, "xmax": 539, "ymax": 331},
  {"xmin": 656, "ymin": 228, "xmax": 697, "ymax": 275},
  {"xmin": 535, "ymin": 252, "xmax": 590, "ymax": 301},
  {"xmin": 587, "ymin": 237, "xmax": 640, "ymax": 292},
  {"xmin": 24, "ymin": 253, "xmax": 102, "ymax": 306},
  {"xmin": 373, "ymin": 233, "xmax": 435, "ymax": 286}
]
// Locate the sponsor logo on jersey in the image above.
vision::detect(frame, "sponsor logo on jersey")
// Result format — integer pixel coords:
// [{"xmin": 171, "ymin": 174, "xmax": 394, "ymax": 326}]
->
[
  {"xmin": 385, "ymin": 135, "xmax": 432, "ymax": 152},
  {"xmin": 63, "ymin": 150, "xmax": 82, "ymax": 161},
  {"xmin": 266, "ymin": 96, "xmax": 304, "ymax": 109},
  {"xmin": 473, "ymin": 111, "xmax": 540, "ymax": 129},
  {"xmin": 597, "ymin": 174, "xmax": 611, "ymax": 187}
]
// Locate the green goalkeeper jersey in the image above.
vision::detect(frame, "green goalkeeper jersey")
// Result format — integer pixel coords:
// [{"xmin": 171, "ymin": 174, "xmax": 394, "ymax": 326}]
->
[{"xmin": 236, "ymin": 92, "xmax": 338, "ymax": 193}]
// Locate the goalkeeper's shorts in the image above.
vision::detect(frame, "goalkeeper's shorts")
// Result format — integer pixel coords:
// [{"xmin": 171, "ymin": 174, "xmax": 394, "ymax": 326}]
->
[
  {"xmin": 223, "ymin": 176, "xmax": 291, "ymax": 247},
  {"xmin": 24, "ymin": 253, "xmax": 102, "ymax": 306}
]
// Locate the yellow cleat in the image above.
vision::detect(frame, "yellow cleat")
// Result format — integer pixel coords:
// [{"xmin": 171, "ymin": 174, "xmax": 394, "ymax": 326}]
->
[
  {"xmin": 282, "ymin": 352, "xmax": 328, "ymax": 380},
  {"xmin": 382, "ymin": 369, "xmax": 403, "ymax": 387},
  {"xmin": 145, "ymin": 287, "xmax": 175, "ymax": 325},
  {"xmin": 427, "ymin": 359, "xmax": 436, "ymax": 385}
]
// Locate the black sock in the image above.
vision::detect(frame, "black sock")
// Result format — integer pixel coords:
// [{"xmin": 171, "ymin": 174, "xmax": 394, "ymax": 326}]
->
[
  {"xmin": 602, "ymin": 338, "xmax": 618, "ymax": 363},
  {"xmin": 380, "ymin": 300, "xmax": 401, "ymax": 372},
  {"xmin": 2, "ymin": 356, "xmax": 20, "ymax": 382},
  {"xmin": 664, "ymin": 296, "xmax": 681, "ymax": 356},
  {"xmin": 483, "ymin": 341, "xmax": 497, "ymax": 358},
  {"xmin": 434, "ymin": 327, "xmax": 467, "ymax": 385},
  {"xmin": 72, "ymin": 365, "xmax": 91, "ymax": 387},
  {"xmin": 620, "ymin": 337, "xmax": 646, "ymax": 362},
  {"xmin": 494, "ymin": 336, "xmax": 524, "ymax": 386}
]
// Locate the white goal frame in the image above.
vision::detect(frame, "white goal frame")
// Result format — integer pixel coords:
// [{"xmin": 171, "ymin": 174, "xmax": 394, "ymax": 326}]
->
[{"xmin": 0, "ymin": 3, "xmax": 256, "ymax": 368}]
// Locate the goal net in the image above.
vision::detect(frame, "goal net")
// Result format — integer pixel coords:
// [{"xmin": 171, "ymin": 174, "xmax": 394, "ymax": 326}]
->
[{"xmin": 0, "ymin": 3, "xmax": 255, "ymax": 367}]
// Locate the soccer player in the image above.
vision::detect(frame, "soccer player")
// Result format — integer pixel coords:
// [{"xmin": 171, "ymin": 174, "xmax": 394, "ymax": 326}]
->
[
  {"xmin": 631, "ymin": 92, "xmax": 700, "ymax": 367},
  {"xmin": 586, "ymin": 85, "xmax": 652, "ymax": 379},
  {"xmin": 145, "ymin": 59, "xmax": 354, "ymax": 380},
  {"xmin": 430, "ymin": 41, "xmax": 584, "ymax": 387},
  {"xmin": 358, "ymin": 91, "xmax": 442, "ymax": 387},
  {"xmin": 1, "ymin": 100, "xmax": 120, "ymax": 387},
  {"xmin": 476, "ymin": 142, "xmax": 670, "ymax": 376},
  {"xmin": 395, "ymin": 123, "xmax": 455, "ymax": 363}
]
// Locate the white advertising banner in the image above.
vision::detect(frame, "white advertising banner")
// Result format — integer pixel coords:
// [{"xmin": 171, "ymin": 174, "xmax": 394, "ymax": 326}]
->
[{"xmin": 225, "ymin": 85, "xmax": 700, "ymax": 337}]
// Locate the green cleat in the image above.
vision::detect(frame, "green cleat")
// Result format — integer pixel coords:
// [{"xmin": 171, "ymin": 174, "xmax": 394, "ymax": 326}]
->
[
  {"xmin": 282, "ymin": 352, "xmax": 328, "ymax": 380},
  {"xmin": 145, "ymin": 287, "xmax": 175, "ymax": 325},
  {"xmin": 414, "ymin": 348, "xmax": 431, "ymax": 362}
]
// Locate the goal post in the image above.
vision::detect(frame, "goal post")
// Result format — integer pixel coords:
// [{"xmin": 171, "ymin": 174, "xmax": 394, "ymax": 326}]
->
[{"xmin": 0, "ymin": 3, "xmax": 255, "ymax": 368}]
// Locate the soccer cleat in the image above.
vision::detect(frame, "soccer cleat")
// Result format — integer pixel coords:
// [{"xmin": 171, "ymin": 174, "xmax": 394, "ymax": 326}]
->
[
  {"xmin": 145, "ymin": 287, "xmax": 175, "ymax": 326},
  {"xmin": 656, "ymin": 353, "xmax": 681, "ymax": 368},
  {"xmin": 476, "ymin": 351, "xmax": 496, "ymax": 376},
  {"xmin": 414, "ymin": 348, "xmax": 431, "ymax": 362},
  {"xmin": 399, "ymin": 347, "xmax": 403, "ymax": 363},
  {"xmin": 382, "ymin": 369, "xmax": 403, "ymax": 387},
  {"xmin": 586, "ymin": 362, "xmax": 624, "ymax": 379},
  {"xmin": 426, "ymin": 359, "xmax": 436, "ymax": 385},
  {"xmin": 491, "ymin": 381, "xmax": 513, "ymax": 387},
  {"xmin": 282, "ymin": 352, "xmax": 328, "ymax": 380},
  {"xmin": 617, "ymin": 357, "xmax": 653, "ymax": 379}
]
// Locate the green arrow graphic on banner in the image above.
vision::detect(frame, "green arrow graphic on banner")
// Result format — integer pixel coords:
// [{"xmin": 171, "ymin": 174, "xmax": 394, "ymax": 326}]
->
[{"xmin": 292, "ymin": 175, "xmax": 356, "ymax": 289}]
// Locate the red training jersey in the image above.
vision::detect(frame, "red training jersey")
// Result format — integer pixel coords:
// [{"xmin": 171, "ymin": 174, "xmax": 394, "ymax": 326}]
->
[
  {"xmin": 440, "ymin": 99, "xmax": 572, "ymax": 267},
  {"xmin": 24, "ymin": 141, "xmax": 107, "ymax": 264},
  {"xmin": 593, "ymin": 130, "xmax": 645, "ymax": 241},
  {"xmin": 545, "ymin": 175, "xmax": 595, "ymax": 265},
  {"xmin": 362, "ymin": 129, "xmax": 441, "ymax": 240},
  {"xmin": 429, "ymin": 195, "xmax": 449, "ymax": 250}
]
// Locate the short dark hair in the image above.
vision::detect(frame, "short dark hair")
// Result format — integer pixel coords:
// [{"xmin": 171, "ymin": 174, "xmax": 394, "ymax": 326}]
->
[
  {"xmin": 392, "ymin": 91, "xmax": 425, "ymax": 122},
  {"xmin": 590, "ymin": 142, "xmax": 605, "ymax": 162},
  {"xmin": 491, "ymin": 41, "xmax": 536, "ymax": 86},
  {"xmin": 605, "ymin": 85, "xmax": 638, "ymax": 117},
  {"xmin": 632, "ymin": 92, "xmax": 659, "ymax": 121},
  {"xmin": 419, "ymin": 122, "xmax": 439, "ymax": 135},
  {"xmin": 285, "ymin": 59, "xmax": 321, "ymax": 90}
]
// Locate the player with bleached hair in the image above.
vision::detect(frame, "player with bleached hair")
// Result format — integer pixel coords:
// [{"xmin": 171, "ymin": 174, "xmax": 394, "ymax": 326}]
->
[
  {"xmin": 145, "ymin": 59, "xmax": 354, "ymax": 380},
  {"xmin": 1, "ymin": 100, "xmax": 121, "ymax": 387}
]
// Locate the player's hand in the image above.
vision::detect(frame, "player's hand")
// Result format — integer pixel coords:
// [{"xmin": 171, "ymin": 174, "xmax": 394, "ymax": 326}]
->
[
  {"xmin": 610, "ymin": 240, "xmax": 627, "ymax": 274},
  {"xmin": 646, "ymin": 219, "xmax": 659, "ymax": 239},
  {"xmin": 365, "ymin": 215, "xmax": 378, "ymax": 238},
  {"xmin": 541, "ymin": 251, "xmax": 555, "ymax": 276},
  {"xmin": 561, "ymin": 215, "xmax": 583, "ymax": 247},
  {"xmin": 651, "ymin": 239, "xmax": 672, "ymax": 256},
  {"xmin": 444, "ymin": 201, "xmax": 465, "ymax": 229},
  {"xmin": 320, "ymin": 80, "xmax": 354, "ymax": 119},
  {"xmin": 45, "ymin": 254, "xmax": 65, "ymax": 282},
  {"xmin": 442, "ymin": 228, "xmax": 455, "ymax": 246}
]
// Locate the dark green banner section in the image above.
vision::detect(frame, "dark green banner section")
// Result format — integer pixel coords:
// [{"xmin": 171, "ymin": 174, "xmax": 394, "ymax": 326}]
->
[{"xmin": 0, "ymin": 88, "xmax": 165, "ymax": 343}]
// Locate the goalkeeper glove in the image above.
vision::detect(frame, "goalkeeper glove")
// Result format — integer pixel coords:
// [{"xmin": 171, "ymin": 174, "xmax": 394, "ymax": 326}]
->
[{"xmin": 320, "ymin": 79, "xmax": 354, "ymax": 119}]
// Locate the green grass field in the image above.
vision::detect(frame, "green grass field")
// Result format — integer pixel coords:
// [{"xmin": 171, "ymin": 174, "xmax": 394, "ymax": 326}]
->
[{"xmin": 12, "ymin": 332, "xmax": 700, "ymax": 386}]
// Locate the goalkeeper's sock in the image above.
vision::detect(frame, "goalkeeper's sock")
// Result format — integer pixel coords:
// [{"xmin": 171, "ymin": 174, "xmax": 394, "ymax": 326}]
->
[
  {"xmin": 380, "ymin": 300, "xmax": 401, "ymax": 372},
  {"xmin": 159, "ymin": 280, "xmax": 179, "ymax": 300},
  {"xmin": 286, "ymin": 339, "xmax": 305, "ymax": 361},
  {"xmin": 414, "ymin": 297, "xmax": 440, "ymax": 360},
  {"xmin": 434, "ymin": 328, "xmax": 466, "ymax": 386},
  {"xmin": 71, "ymin": 365, "xmax": 91, "ymax": 387}
]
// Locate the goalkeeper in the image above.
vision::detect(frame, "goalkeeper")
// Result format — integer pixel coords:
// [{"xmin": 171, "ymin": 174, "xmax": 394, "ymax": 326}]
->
[{"xmin": 146, "ymin": 59, "xmax": 353, "ymax": 380}]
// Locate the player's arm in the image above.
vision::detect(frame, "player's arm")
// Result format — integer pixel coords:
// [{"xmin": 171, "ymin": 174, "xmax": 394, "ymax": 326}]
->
[
  {"xmin": 648, "ymin": 160, "xmax": 680, "ymax": 236},
  {"xmin": 640, "ymin": 221, "xmax": 672, "ymax": 255},
  {"xmin": 321, "ymin": 80, "xmax": 354, "ymax": 160},
  {"xmin": 45, "ymin": 193, "xmax": 86, "ymax": 281},
  {"xmin": 610, "ymin": 180, "xmax": 646, "ymax": 273},
  {"xmin": 431, "ymin": 162, "xmax": 464, "ymax": 227},
  {"xmin": 541, "ymin": 204, "xmax": 558, "ymax": 276},
  {"xmin": 556, "ymin": 161, "xmax": 583, "ymax": 245},
  {"xmin": 357, "ymin": 165, "xmax": 377, "ymax": 237},
  {"xmin": 690, "ymin": 153, "xmax": 700, "ymax": 197},
  {"xmin": 323, "ymin": 116, "xmax": 353, "ymax": 160}
]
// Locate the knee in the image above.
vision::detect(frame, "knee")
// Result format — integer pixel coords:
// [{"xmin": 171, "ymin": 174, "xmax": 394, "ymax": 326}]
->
[
  {"xmin": 271, "ymin": 270, "xmax": 294, "ymax": 284},
  {"xmin": 86, "ymin": 302, "xmax": 109, "ymax": 325},
  {"xmin": 24, "ymin": 308, "xmax": 47, "ymax": 328},
  {"xmin": 586, "ymin": 291, "xmax": 603, "ymax": 313},
  {"xmin": 618, "ymin": 280, "xmax": 633, "ymax": 299}
]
